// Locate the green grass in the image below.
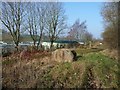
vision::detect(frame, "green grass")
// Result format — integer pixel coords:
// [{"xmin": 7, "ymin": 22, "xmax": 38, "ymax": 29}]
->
[
  {"xmin": 75, "ymin": 48, "xmax": 103, "ymax": 56},
  {"xmin": 36, "ymin": 50, "xmax": 119, "ymax": 88},
  {"xmin": 36, "ymin": 62, "xmax": 86, "ymax": 88},
  {"xmin": 81, "ymin": 52, "xmax": 118, "ymax": 88}
]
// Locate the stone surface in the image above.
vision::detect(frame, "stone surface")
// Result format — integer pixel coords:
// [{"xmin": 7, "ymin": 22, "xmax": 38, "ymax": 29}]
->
[{"xmin": 52, "ymin": 49, "xmax": 77, "ymax": 62}]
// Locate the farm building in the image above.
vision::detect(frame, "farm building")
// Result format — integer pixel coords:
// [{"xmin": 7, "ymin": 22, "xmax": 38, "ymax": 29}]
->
[{"xmin": 42, "ymin": 40, "xmax": 84, "ymax": 50}]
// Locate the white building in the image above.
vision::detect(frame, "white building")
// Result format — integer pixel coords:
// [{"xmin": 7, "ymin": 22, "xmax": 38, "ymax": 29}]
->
[
  {"xmin": 0, "ymin": 41, "xmax": 7, "ymax": 45},
  {"xmin": 42, "ymin": 41, "xmax": 59, "ymax": 50},
  {"xmin": 41, "ymin": 40, "xmax": 82, "ymax": 50}
]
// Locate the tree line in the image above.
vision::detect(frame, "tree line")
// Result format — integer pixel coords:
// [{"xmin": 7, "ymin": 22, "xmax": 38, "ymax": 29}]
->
[
  {"xmin": 101, "ymin": 2, "xmax": 118, "ymax": 50},
  {"xmin": 0, "ymin": 2, "xmax": 93, "ymax": 51},
  {"xmin": 0, "ymin": 2, "xmax": 67, "ymax": 50}
]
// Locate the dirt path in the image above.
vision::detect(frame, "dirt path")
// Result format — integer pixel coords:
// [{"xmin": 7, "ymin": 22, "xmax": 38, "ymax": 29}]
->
[{"xmin": 82, "ymin": 65, "xmax": 102, "ymax": 89}]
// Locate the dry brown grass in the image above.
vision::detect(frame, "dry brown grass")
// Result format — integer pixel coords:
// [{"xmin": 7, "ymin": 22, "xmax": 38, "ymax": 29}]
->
[
  {"xmin": 100, "ymin": 49, "xmax": 118, "ymax": 60},
  {"xmin": 2, "ymin": 51, "xmax": 56, "ymax": 88},
  {"xmin": 2, "ymin": 48, "xmax": 118, "ymax": 88}
]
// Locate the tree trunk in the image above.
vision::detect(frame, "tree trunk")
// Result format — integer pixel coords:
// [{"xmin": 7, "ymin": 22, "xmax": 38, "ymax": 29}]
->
[
  {"xmin": 89, "ymin": 41, "xmax": 92, "ymax": 48},
  {"xmin": 50, "ymin": 40, "xmax": 54, "ymax": 51},
  {"xmin": 37, "ymin": 33, "xmax": 42, "ymax": 50},
  {"xmin": 37, "ymin": 41, "xmax": 41, "ymax": 50},
  {"xmin": 33, "ymin": 41, "xmax": 36, "ymax": 46},
  {"xmin": 15, "ymin": 41, "xmax": 19, "ymax": 51}
]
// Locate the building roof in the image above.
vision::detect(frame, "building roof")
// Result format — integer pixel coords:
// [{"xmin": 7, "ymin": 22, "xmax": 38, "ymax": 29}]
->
[{"xmin": 43, "ymin": 40, "xmax": 79, "ymax": 44}]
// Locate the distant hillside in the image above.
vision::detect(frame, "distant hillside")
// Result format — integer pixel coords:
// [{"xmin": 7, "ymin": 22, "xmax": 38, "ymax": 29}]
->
[
  {"xmin": 1, "ymin": 29, "xmax": 70, "ymax": 43},
  {"xmin": 20, "ymin": 35, "xmax": 34, "ymax": 42},
  {"xmin": 2, "ymin": 30, "xmax": 33, "ymax": 43},
  {"xmin": 2, "ymin": 30, "xmax": 49, "ymax": 43},
  {"xmin": 2, "ymin": 30, "xmax": 13, "ymax": 43}
]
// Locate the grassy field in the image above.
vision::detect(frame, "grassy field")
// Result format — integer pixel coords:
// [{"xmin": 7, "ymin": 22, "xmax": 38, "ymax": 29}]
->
[{"xmin": 2, "ymin": 48, "xmax": 119, "ymax": 88}]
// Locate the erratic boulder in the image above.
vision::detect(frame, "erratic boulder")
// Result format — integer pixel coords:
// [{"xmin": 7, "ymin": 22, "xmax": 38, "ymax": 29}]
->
[{"xmin": 52, "ymin": 49, "xmax": 77, "ymax": 62}]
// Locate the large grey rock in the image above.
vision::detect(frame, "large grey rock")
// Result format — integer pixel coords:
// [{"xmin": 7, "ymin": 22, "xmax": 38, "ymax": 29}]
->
[{"xmin": 52, "ymin": 49, "xmax": 77, "ymax": 62}]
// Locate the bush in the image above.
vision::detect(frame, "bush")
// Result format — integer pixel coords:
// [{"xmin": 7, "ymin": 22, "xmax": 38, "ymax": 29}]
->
[
  {"xmin": 102, "ymin": 27, "xmax": 118, "ymax": 49},
  {"xmin": 2, "ymin": 47, "xmax": 12, "ymax": 57}
]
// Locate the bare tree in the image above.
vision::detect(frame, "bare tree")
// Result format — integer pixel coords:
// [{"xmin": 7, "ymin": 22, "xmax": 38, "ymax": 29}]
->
[
  {"xmin": 101, "ymin": 2, "xmax": 118, "ymax": 49},
  {"xmin": 45, "ymin": 2, "xmax": 66, "ymax": 50},
  {"xmin": 83, "ymin": 30, "xmax": 93, "ymax": 45},
  {"xmin": 67, "ymin": 19, "xmax": 92, "ymax": 43},
  {"xmin": 36, "ymin": 3, "xmax": 47, "ymax": 50},
  {"xmin": 27, "ymin": 2, "xmax": 38, "ymax": 46},
  {"xmin": 26, "ymin": 2, "xmax": 47, "ymax": 50},
  {"xmin": 0, "ymin": 2, "xmax": 26, "ymax": 50},
  {"xmin": 101, "ymin": 2, "xmax": 118, "ymax": 27}
]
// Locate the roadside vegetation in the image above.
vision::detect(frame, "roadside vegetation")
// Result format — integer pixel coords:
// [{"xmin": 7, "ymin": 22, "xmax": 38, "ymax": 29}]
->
[{"xmin": 2, "ymin": 48, "xmax": 119, "ymax": 88}]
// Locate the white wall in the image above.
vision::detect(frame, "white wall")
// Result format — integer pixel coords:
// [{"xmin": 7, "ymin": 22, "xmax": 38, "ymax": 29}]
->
[{"xmin": 41, "ymin": 42, "xmax": 61, "ymax": 50}]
